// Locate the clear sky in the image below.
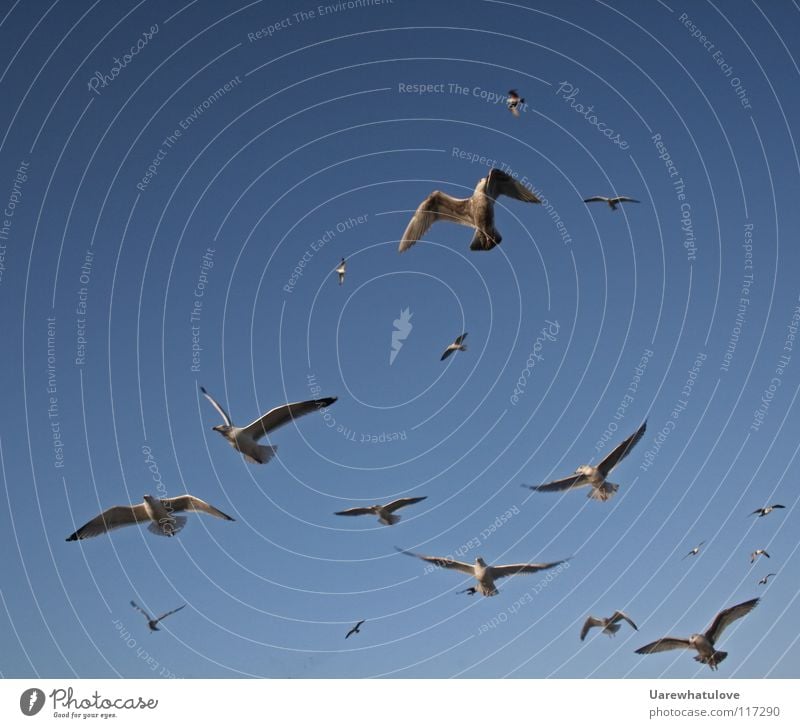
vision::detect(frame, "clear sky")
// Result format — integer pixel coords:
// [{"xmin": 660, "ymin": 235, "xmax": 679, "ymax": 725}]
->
[{"xmin": 0, "ymin": 0, "xmax": 798, "ymax": 679}]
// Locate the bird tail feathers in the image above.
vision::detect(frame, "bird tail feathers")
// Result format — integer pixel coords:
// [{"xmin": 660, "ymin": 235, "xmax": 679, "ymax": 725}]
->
[
  {"xmin": 243, "ymin": 444, "xmax": 278, "ymax": 465},
  {"xmin": 588, "ymin": 483, "xmax": 619, "ymax": 501},
  {"xmin": 148, "ymin": 516, "xmax": 187, "ymax": 537}
]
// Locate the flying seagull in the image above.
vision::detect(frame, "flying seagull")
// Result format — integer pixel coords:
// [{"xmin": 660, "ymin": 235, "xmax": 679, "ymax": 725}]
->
[
  {"xmin": 583, "ymin": 195, "xmax": 640, "ymax": 211},
  {"xmin": 398, "ymin": 168, "xmax": 540, "ymax": 253},
  {"xmin": 457, "ymin": 587, "xmax": 479, "ymax": 596},
  {"xmin": 758, "ymin": 573, "xmax": 776, "ymax": 586},
  {"xmin": 130, "ymin": 601, "xmax": 185, "ymax": 632},
  {"xmin": 750, "ymin": 549, "xmax": 770, "ymax": 564},
  {"xmin": 335, "ymin": 496, "xmax": 427, "ymax": 526},
  {"xmin": 200, "ymin": 386, "xmax": 337, "ymax": 464},
  {"xmin": 523, "ymin": 421, "xmax": 647, "ymax": 501},
  {"xmin": 336, "ymin": 257, "xmax": 346, "ymax": 286},
  {"xmin": 635, "ymin": 598, "xmax": 759, "ymax": 671},
  {"xmin": 682, "ymin": 541, "xmax": 705, "ymax": 560},
  {"xmin": 750, "ymin": 504, "xmax": 785, "ymax": 517},
  {"xmin": 507, "ymin": 89, "xmax": 524, "ymax": 117},
  {"xmin": 441, "ymin": 333, "xmax": 468, "ymax": 361},
  {"xmin": 396, "ymin": 547, "xmax": 569, "ymax": 597},
  {"xmin": 580, "ymin": 611, "xmax": 638, "ymax": 641},
  {"xmin": 345, "ymin": 620, "xmax": 365, "ymax": 639},
  {"xmin": 66, "ymin": 494, "xmax": 234, "ymax": 540}
]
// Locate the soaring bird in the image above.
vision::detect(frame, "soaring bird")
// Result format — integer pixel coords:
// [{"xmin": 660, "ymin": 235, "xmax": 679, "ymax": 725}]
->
[
  {"xmin": 398, "ymin": 168, "xmax": 540, "ymax": 253},
  {"xmin": 336, "ymin": 257, "xmax": 347, "ymax": 286},
  {"xmin": 335, "ymin": 496, "xmax": 427, "ymax": 526},
  {"xmin": 682, "ymin": 541, "xmax": 705, "ymax": 560},
  {"xmin": 200, "ymin": 386, "xmax": 337, "ymax": 465},
  {"xmin": 523, "ymin": 421, "xmax": 647, "ymax": 502},
  {"xmin": 457, "ymin": 587, "xmax": 479, "ymax": 596},
  {"xmin": 396, "ymin": 548, "xmax": 569, "ymax": 597},
  {"xmin": 580, "ymin": 611, "xmax": 638, "ymax": 641},
  {"xmin": 758, "ymin": 573, "xmax": 776, "ymax": 586},
  {"xmin": 66, "ymin": 494, "xmax": 234, "ymax": 540},
  {"xmin": 345, "ymin": 620, "xmax": 365, "ymax": 639},
  {"xmin": 750, "ymin": 504, "xmax": 785, "ymax": 517},
  {"xmin": 583, "ymin": 195, "xmax": 640, "ymax": 211},
  {"xmin": 507, "ymin": 89, "xmax": 525, "ymax": 117},
  {"xmin": 130, "ymin": 601, "xmax": 185, "ymax": 632},
  {"xmin": 441, "ymin": 333, "xmax": 468, "ymax": 361},
  {"xmin": 635, "ymin": 598, "xmax": 759, "ymax": 671},
  {"xmin": 750, "ymin": 549, "xmax": 770, "ymax": 564}
]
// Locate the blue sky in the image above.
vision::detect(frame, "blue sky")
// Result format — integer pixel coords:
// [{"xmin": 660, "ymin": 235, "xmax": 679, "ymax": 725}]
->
[{"xmin": 1, "ymin": 0, "xmax": 799, "ymax": 679}]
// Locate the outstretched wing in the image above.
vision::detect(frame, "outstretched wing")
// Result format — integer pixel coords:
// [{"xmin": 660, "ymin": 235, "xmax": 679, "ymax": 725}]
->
[
  {"xmin": 609, "ymin": 611, "xmax": 638, "ymax": 631},
  {"xmin": 613, "ymin": 196, "xmax": 640, "ymax": 204},
  {"xmin": 242, "ymin": 397, "xmax": 337, "ymax": 440},
  {"xmin": 635, "ymin": 637, "xmax": 692, "ymax": 654},
  {"xmin": 162, "ymin": 495, "xmax": 235, "ymax": 521},
  {"xmin": 454, "ymin": 333, "xmax": 468, "ymax": 345},
  {"xmin": 384, "ymin": 497, "xmax": 427, "ymax": 513},
  {"xmin": 490, "ymin": 559, "xmax": 569, "ymax": 580},
  {"xmin": 130, "ymin": 600, "xmax": 152, "ymax": 622},
  {"xmin": 66, "ymin": 504, "xmax": 150, "ymax": 541},
  {"xmin": 485, "ymin": 169, "xmax": 541, "ymax": 203},
  {"xmin": 598, "ymin": 421, "xmax": 647, "ymax": 476},
  {"xmin": 155, "ymin": 604, "xmax": 186, "ymax": 623},
  {"xmin": 580, "ymin": 616, "xmax": 603, "ymax": 641},
  {"xmin": 583, "ymin": 196, "xmax": 608, "ymax": 203},
  {"xmin": 399, "ymin": 191, "xmax": 472, "ymax": 252},
  {"xmin": 522, "ymin": 473, "xmax": 590, "ymax": 493},
  {"xmin": 394, "ymin": 547, "xmax": 474, "ymax": 574},
  {"xmin": 334, "ymin": 507, "xmax": 377, "ymax": 517},
  {"xmin": 705, "ymin": 598, "xmax": 759, "ymax": 644},
  {"xmin": 199, "ymin": 386, "xmax": 233, "ymax": 427}
]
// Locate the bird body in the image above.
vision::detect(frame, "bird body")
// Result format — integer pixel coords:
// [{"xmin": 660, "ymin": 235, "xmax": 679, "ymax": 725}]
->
[
  {"xmin": 758, "ymin": 573, "xmax": 776, "ymax": 585},
  {"xmin": 441, "ymin": 333, "xmax": 468, "ymax": 361},
  {"xmin": 580, "ymin": 611, "xmax": 638, "ymax": 641},
  {"xmin": 336, "ymin": 258, "xmax": 346, "ymax": 285},
  {"xmin": 750, "ymin": 504, "xmax": 785, "ymax": 517},
  {"xmin": 345, "ymin": 620, "xmax": 365, "ymax": 639},
  {"xmin": 682, "ymin": 541, "xmax": 705, "ymax": 560},
  {"xmin": 750, "ymin": 549, "xmax": 770, "ymax": 563},
  {"xmin": 131, "ymin": 601, "xmax": 185, "ymax": 632},
  {"xmin": 507, "ymin": 89, "xmax": 524, "ymax": 117},
  {"xmin": 335, "ymin": 497, "xmax": 427, "ymax": 526}
]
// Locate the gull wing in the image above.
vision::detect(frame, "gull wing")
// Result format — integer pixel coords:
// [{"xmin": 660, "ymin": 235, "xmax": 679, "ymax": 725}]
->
[
  {"xmin": 580, "ymin": 616, "xmax": 604, "ymax": 641},
  {"xmin": 162, "ymin": 495, "xmax": 235, "ymax": 521},
  {"xmin": 155, "ymin": 604, "xmax": 186, "ymax": 623},
  {"xmin": 705, "ymin": 598, "xmax": 759, "ymax": 644},
  {"xmin": 454, "ymin": 332, "xmax": 468, "ymax": 345},
  {"xmin": 635, "ymin": 637, "xmax": 692, "ymax": 654},
  {"xmin": 485, "ymin": 168, "xmax": 541, "ymax": 203},
  {"xmin": 199, "ymin": 386, "xmax": 233, "ymax": 427},
  {"xmin": 598, "ymin": 421, "xmax": 647, "ymax": 476},
  {"xmin": 384, "ymin": 497, "xmax": 427, "ymax": 513},
  {"xmin": 241, "ymin": 397, "xmax": 337, "ymax": 440},
  {"xmin": 609, "ymin": 611, "xmax": 638, "ymax": 631},
  {"xmin": 441, "ymin": 345, "xmax": 456, "ymax": 361},
  {"xmin": 394, "ymin": 547, "xmax": 474, "ymax": 574},
  {"xmin": 130, "ymin": 600, "xmax": 152, "ymax": 622},
  {"xmin": 66, "ymin": 504, "xmax": 150, "ymax": 541},
  {"xmin": 334, "ymin": 507, "xmax": 378, "ymax": 517},
  {"xmin": 523, "ymin": 473, "xmax": 590, "ymax": 493},
  {"xmin": 399, "ymin": 191, "xmax": 472, "ymax": 252},
  {"xmin": 583, "ymin": 196, "xmax": 609, "ymax": 203},
  {"xmin": 490, "ymin": 559, "xmax": 569, "ymax": 580},
  {"xmin": 613, "ymin": 196, "xmax": 640, "ymax": 203}
]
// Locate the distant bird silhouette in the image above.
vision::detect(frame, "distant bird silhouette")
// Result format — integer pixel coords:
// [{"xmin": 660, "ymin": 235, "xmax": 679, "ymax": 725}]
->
[
  {"xmin": 131, "ymin": 601, "xmax": 185, "ymax": 632},
  {"xmin": 456, "ymin": 587, "xmax": 478, "ymax": 596},
  {"xmin": 507, "ymin": 89, "xmax": 524, "ymax": 117},
  {"xmin": 758, "ymin": 573, "xmax": 776, "ymax": 585},
  {"xmin": 441, "ymin": 333, "xmax": 468, "ymax": 361},
  {"xmin": 682, "ymin": 541, "xmax": 705, "ymax": 560},
  {"xmin": 336, "ymin": 257, "xmax": 346, "ymax": 286},
  {"xmin": 750, "ymin": 549, "xmax": 770, "ymax": 564},
  {"xmin": 583, "ymin": 195, "xmax": 640, "ymax": 211},
  {"xmin": 523, "ymin": 421, "xmax": 647, "ymax": 502},
  {"xmin": 635, "ymin": 598, "xmax": 759, "ymax": 671},
  {"xmin": 335, "ymin": 497, "xmax": 427, "ymax": 526},
  {"xmin": 750, "ymin": 504, "xmax": 785, "ymax": 517},
  {"xmin": 345, "ymin": 620, "xmax": 365, "ymax": 639},
  {"xmin": 581, "ymin": 611, "xmax": 638, "ymax": 641}
]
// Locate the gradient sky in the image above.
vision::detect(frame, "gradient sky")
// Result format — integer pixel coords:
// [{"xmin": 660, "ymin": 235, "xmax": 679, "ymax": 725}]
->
[{"xmin": 1, "ymin": 0, "xmax": 799, "ymax": 679}]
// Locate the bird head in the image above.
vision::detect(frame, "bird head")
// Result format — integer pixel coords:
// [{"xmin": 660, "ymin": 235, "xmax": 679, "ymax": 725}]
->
[
  {"xmin": 475, "ymin": 557, "xmax": 487, "ymax": 567},
  {"xmin": 213, "ymin": 424, "xmax": 232, "ymax": 435}
]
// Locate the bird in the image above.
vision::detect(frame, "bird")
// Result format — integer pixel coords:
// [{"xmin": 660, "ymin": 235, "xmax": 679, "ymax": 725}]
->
[
  {"xmin": 507, "ymin": 89, "xmax": 524, "ymax": 117},
  {"xmin": 750, "ymin": 504, "xmax": 785, "ymax": 517},
  {"xmin": 523, "ymin": 421, "xmax": 647, "ymax": 501},
  {"xmin": 634, "ymin": 598, "xmax": 759, "ymax": 671},
  {"xmin": 682, "ymin": 541, "xmax": 705, "ymax": 560},
  {"xmin": 130, "ymin": 601, "xmax": 185, "ymax": 632},
  {"xmin": 580, "ymin": 611, "xmax": 638, "ymax": 641},
  {"xmin": 456, "ymin": 587, "xmax": 478, "ymax": 596},
  {"xmin": 398, "ymin": 168, "xmax": 541, "ymax": 253},
  {"xmin": 441, "ymin": 333, "xmax": 468, "ymax": 361},
  {"xmin": 750, "ymin": 549, "xmax": 770, "ymax": 563},
  {"xmin": 336, "ymin": 257, "xmax": 346, "ymax": 285},
  {"xmin": 335, "ymin": 496, "xmax": 427, "ymax": 526},
  {"xmin": 200, "ymin": 386, "xmax": 337, "ymax": 464},
  {"xmin": 583, "ymin": 195, "xmax": 640, "ymax": 211},
  {"xmin": 395, "ymin": 548, "xmax": 569, "ymax": 597},
  {"xmin": 66, "ymin": 494, "xmax": 234, "ymax": 540},
  {"xmin": 345, "ymin": 620, "xmax": 365, "ymax": 639},
  {"xmin": 758, "ymin": 573, "xmax": 776, "ymax": 586}
]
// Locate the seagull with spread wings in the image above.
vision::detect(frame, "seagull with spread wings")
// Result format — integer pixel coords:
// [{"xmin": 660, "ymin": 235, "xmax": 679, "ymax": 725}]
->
[
  {"xmin": 580, "ymin": 611, "xmax": 638, "ymax": 641},
  {"xmin": 635, "ymin": 598, "xmax": 759, "ymax": 671},
  {"xmin": 336, "ymin": 257, "xmax": 347, "ymax": 286},
  {"xmin": 750, "ymin": 549, "xmax": 770, "ymax": 564},
  {"xmin": 682, "ymin": 541, "xmax": 705, "ymax": 560},
  {"xmin": 396, "ymin": 548, "xmax": 569, "ymax": 597},
  {"xmin": 583, "ymin": 195, "xmax": 640, "ymax": 211},
  {"xmin": 335, "ymin": 496, "xmax": 427, "ymax": 526},
  {"xmin": 441, "ymin": 333, "xmax": 468, "ymax": 361},
  {"xmin": 66, "ymin": 494, "xmax": 234, "ymax": 540},
  {"xmin": 398, "ymin": 168, "xmax": 541, "ymax": 253},
  {"xmin": 345, "ymin": 620, "xmax": 365, "ymax": 639},
  {"xmin": 507, "ymin": 89, "xmax": 524, "ymax": 117},
  {"xmin": 200, "ymin": 386, "xmax": 337, "ymax": 465},
  {"xmin": 523, "ymin": 421, "xmax": 647, "ymax": 502},
  {"xmin": 758, "ymin": 573, "xmax": 776, "ymax": 586},
  {"xmin": 130, "ymin": 601, "xmax": 185, "ymax": 632},
  {"xmin": 750, "ymin": 504, "xmax": 785, "ymax": 517}
]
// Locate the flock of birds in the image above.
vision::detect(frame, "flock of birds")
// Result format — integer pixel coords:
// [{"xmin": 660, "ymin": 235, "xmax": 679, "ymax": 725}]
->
[{"xmin": 61, "ymin": 87, "xmax": 786, "ymax": 675}]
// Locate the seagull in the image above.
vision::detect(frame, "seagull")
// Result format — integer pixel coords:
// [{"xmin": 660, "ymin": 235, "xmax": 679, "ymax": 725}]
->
[
  {"xmin": 441, "ymin": 333, "xmax": 468, "ymax": 361},
  {"xmin": 336, "ymin": 257, "xmax": 346, "ymax": 286},
  {"xmin": 583, "ymin": 195, "xmax": 640, "ymax": 211},
  {"xmin": 335, "ymin": 496, "xmax": 427, "ymax": 526},
  {"xmin": 130, "ymin": 601, "xmax": 185, "ymax": 632},
  {"xmin": 750, "ymin": 549, "xmax": 770, "ymax": 564},
  {"xmin": 398, "ymin": 168, "xmax": 541, "ymax": 253},
  {"xmin": 750, "ymin": 504, "xmax": 785, "ymax": 517},
  {"xmin": 682, "ymin": 541, "xmax": 705, "ymax": 560},
  {"xmin": 200, "ymin": 386, "xmax": 337, "ymax": 464},
  {"xmin": 635, "ymin": 598, "xmax": 759, "ymax": 671},
  {"xmin": 66, "ymin": 494, "xmax": 234, "ymax": 540},
  {"xmin": 580, "ymin": 611, "xmax": 638, "ymax": 641},
  {"xmin": 507, "ymin": 89, "xmax": 524, "ymax": 117},
  {"xmin": 345, "ymin": 620, "xmax": 365, "ymax": 639},
  {"xmin": 758, "ymin": 573, "xmax": 776, "ymax": 585},
  {"xmin": 457, "ymin": 587, "xmax": 479, "ymax": 596},
  {"xmin": 523, "ymin": 421, "xmax": 647, "ymax": 501},
  {"xmin": 396, "ymin": 548, "xmax": 569, "ymax": 597}
]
